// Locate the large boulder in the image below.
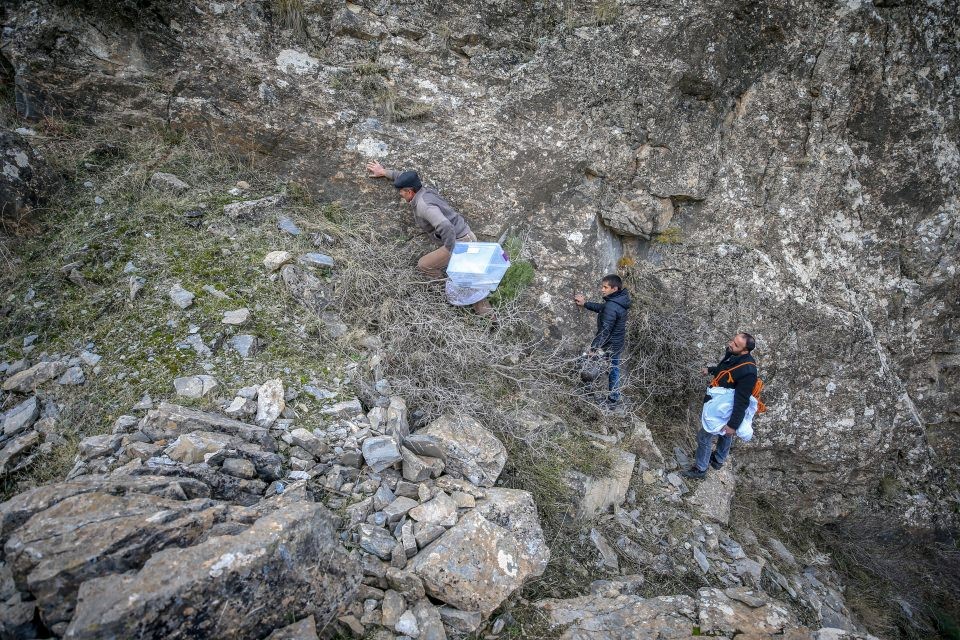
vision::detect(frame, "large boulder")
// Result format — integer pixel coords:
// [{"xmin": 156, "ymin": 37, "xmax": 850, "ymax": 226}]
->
[
  {"xmin": 4, "ymin": 493, "xmax": 225, "ymax": 634},
  {"xmin": 472, "ymin": 488, "xmax": 550, "ymax": 577},
  {"xmin": 415, "ymin": 415, "xmax": 507, "ymax": 487},
  {"xmin": 64, "ymin": 501, "xmax": 360, "ymax": 639},
  {"xmin": 0, "ymin": 474, "xmax": 211, "ymax": 539},
  {"xmin": 536, "ymin": 587, "xmax": 805, "ymax": 639},
  {"xmin": 409, "ymin": 488, "xmax": 548, "ymax": 617}
]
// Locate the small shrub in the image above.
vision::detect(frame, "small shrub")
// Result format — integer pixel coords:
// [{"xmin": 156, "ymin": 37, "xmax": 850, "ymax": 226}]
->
[
  {"xmin": 490, "ymin": 235, "xmax": 535, "ymax": 307},
  {"xmin": 594, "ymin": 0, "xmax": 619, "ymax": 25},
  {"xmin": 653, "ymin": 227, "xmax": 682, "ymax": 244},
  {"xmin": 272, "ymin": 0, "xmax": 306, "ymax": 37}
]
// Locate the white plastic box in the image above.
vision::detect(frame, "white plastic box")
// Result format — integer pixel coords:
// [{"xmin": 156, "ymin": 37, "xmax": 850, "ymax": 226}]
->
[{"xmin": 445, "ymin": 242, "xmax": 511, "ymax": 292}]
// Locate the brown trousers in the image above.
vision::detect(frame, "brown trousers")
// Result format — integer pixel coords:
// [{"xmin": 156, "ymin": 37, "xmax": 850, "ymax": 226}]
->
[{"xmin": 417, "ymin": 232, "xmax": 494, "ymax": 316}]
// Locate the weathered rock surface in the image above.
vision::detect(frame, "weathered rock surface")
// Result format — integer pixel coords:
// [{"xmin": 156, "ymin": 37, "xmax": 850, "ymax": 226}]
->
[
  {"xmin": 416, "ymin": 415, "xmax": 506, "ymax": 487},
  {"xmin": 139, "ymin": 403, "xmax": 275, "ymax": 451},
  {"xmin": 64, "ymin": 501, "xmax": 360, "ymax": 639},
  {"xmin": 537, "ymin": 593, "xmax": 697, "ymax": 640},
  {"xmin": 568, "ymin": 448, "xmax": 636, "ymax": 517},
  {"xmin": 2, "ymin": 361, "xmax": 67, "ymax": 393},
  {"xmin": 173, "ymin": 374, "xmax": 218, "ymax": 398},
  {"xmin": 4, "ymin": 492, "xmax": 224, "ymax": 633},
  {"xmin": 687, "ymin": 465, "xmax": 736, "ymax": 525}
]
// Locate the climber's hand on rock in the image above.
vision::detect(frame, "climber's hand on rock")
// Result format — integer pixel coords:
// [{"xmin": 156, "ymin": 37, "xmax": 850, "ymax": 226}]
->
[
  {"xmin": 573, "ymin": 294, "xmax": 585, "ymax": 307},
  {"xmin": 366, "ymin": 161, "xmax": 386, "ymax": 178}
]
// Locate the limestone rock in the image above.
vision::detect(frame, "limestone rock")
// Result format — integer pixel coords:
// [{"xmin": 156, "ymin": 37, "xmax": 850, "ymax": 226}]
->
[
  {"xmin": 77, "ymin": 433, "xmax": 120, "ymax": 460},
  {"xmin": 686, "ymin": 465, "xmax": 736, "ymax": 525},
  {"xmin": 222, "ymin": 308, "xmax": 250, "ymax": 325},
  {"xmin": 537, "ymin": 593, "xmax": 697, "ymax": 639},
  {"xmin": 362, "ymin": 436, "xmax": 403, "ymax": 472},
  {"xmin": 168, "ymin": 283, "xmax": 195, "ymax": 309},
  {"xmin": 139, "ymin": 402, "xmax": 275, "ymax": 451},
  {"xmin": 222, "ymin": 457, "xmax": 257, "ymax": 479},
  {"xmin": 228, "ymin": 334, "xmax": 260, "ymax": 358},
  {"xmin": 290, "ymin": 428, "xmax": 327, "ymax": 458},
  {"xmin": 298, "ymin": 252, "xmax": 335, "ymax": 269},
  {"xmin": 0, "ymin": 475, "xmax": 211, "ymax": 540},
  {"xmin": 65, "ymin": 502, "xmax": 360, "ymax": 639},
  {"xmin": 2, "ymin": 396, "xmax": 39, "ymax": 436},
  {"xmin": 472, "ymin": 488, "xmax": 550, "ymax": 578},
  {"xmin": 401, "ymin": 446, "xmax": 440, "ymax": 482},
  {"xmin": 164, "ymin": 430, "xmax": 235, "ymax": 464},
  {"xmin": 256, "ymin": 379, "xmax": 285, "ymax": 427},
  {"xmin": 263, "ymin": 250, "xmax": 294, "ymax": 272},
  {"xmin": 277, "ymin": 216, "xmax": 301, "ymax": 236},
  {"xmin": 600, "ymin": 190, "xmax": 674, "ymax": 239},
  {"xmin": 280, "ymin": 264, "xmax": 331, "ymax": 313},
  {"xmin": 589, "ymin": 528, "xmax": 619, "ymax": 572},
  {"xmin": 410, "ymin": 511, "xmax": 536, "ymax": 616},
  {"xmin": 0, "ymin": 129, "xmax": 57, "ymax": 228},
  {"xmin": 2, "ymin": 361, "xmax": 67, "ymax": 393},
  {"xmin": 266, "ymin": 615, "xmax": 319, "ymax": 640},
  {"xmin": 322, "ymin": 398, "xmax": 364, "ymax": 419},
  {"xmin": 149, "ymin": 171, "xmax": 190, "ymax": 192},
  {"xmin": 383, "ymin": 496, "xmax": 419, "ymax": 523},
  {"xmin": 224, "ymin": 194, "xmax": 286, "ymax": 220},
  {"xmin": 568, "ymin": 448, "xmax": 636, "ymax": 518},
  {"xmin": 359, "ymin": 523, "xmax": 397, "ymax": 560},
  {"xmin": 173, "ymin": 375, "xmax": 219, "ymax": 399},
  {"xmin": 396, "ymin": 609, "xmax": 419, "ymax": 636},
  {"xmin": 408, "ymin": 492, "xmax": 458, "ymax": 527},
  {"xmin": 381, "ymin": 590, "xmax": 404, "ymax": 628},
  {"xmin": 416, "ymin": 415, "xmax": 506, "ymax": 487},
  {"xmin": 697, "ymin": 587, "xmax": 798, "ymax": 636},
  {"xmin": 438, "ymin": 606, "xmax": 482, "ymax": 635},
  {"xmin": 0, "ymin": 430, "xmax": 41, "ymax": 474},
  {"xmin": 56, "ymin": 365, "xmax": 85, "ymax": 386},
  {"xmin": 4, "ymin": 492, "xmax": 223, "ymax": 633},
  {"xmin": 766, "ymin": 538, "xmax": 798, "ymax": 567}
]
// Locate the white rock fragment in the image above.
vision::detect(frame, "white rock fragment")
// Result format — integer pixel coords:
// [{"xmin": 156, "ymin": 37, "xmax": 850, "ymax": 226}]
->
[
  {"xmin": 173, "ymin": 375, "xmax": 219, "ymax": 398},
  {"xmin": 256, "ymin": 379, "xmax": 285, "ymax": 427},
  {"xmin": 168, "ymin": 284, "xmax": 195, "ymax": 309},
  {"xmin": 149, "ymin": 171, "xmax": 191, "ymax": 192},
  {"xmin": 276, "ymin": 49, "xmax": 320, "ymax": 74},
  {"xmin": 222, "ymin": 308, "xmax": 250, "ymax": 325},
  {"xmin": 263, "ymin": 251, "xmax": 294, "ymax": 272}
]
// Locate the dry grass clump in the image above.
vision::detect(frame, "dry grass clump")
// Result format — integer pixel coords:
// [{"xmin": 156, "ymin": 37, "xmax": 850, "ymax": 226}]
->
[
  {"xmin": 819, "ymin": 514, "xmax": 960, "ymax": 640},
  {"xmin": 273, "ymin": 0, "xmax": 307, "ymax": 38}
]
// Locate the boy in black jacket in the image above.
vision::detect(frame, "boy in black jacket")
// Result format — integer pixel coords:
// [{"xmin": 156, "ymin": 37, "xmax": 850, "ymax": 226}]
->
[{"xmin": 574, "ymin": 274, "xmax": 632, "ymax": 407}]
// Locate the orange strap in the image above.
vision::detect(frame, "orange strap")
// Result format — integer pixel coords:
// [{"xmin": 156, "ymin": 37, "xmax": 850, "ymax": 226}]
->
[
  {"xmin": 712, "ymin": 362, "xmax": 767, "ymax": 414},
  {"xmin": 710, "ymin": 362, "xmax": 757, "ymax": 387}
]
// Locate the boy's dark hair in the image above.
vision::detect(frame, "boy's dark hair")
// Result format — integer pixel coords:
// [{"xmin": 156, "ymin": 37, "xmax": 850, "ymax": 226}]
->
[
  {"xmin": 602, "ymin": 274, "xmax": 623, "ymax": 290},
  {"xmin": 740, "ymin": 332, "xmax": 756, "ymax": 352}
]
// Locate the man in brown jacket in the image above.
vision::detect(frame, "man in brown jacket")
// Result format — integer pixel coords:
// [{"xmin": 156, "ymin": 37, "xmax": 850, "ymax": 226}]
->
[{"xmin": 366, "ymin": 161, "xmax": 492, "ymax": 316}]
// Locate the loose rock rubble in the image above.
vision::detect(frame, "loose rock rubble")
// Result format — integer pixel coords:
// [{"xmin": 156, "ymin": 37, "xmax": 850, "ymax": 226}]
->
[{"xmin": 0, "ymin": 352, "xmax": 550, "ymax": 638}]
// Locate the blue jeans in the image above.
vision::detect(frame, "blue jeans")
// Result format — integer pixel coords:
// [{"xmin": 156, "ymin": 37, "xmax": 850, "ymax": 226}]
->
[
  {"xmin": 608, "ymin": 354, "xmax": 621, "ymax": 403},
  {"xmin": 694, "ymin": 427, "xmax": 732, "ymax": 472}
]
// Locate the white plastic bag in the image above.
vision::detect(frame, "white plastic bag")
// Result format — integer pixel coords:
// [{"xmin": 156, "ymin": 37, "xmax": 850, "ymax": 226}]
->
[{"xmin": 701, "ymin": 387, "xmax": 757, "ymax": 441}]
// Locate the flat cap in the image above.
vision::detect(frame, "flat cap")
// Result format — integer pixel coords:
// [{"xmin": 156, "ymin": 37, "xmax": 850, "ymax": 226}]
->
[{"xmin": 393, "ymin": 170, "xmax": 422, "ymax": 190}]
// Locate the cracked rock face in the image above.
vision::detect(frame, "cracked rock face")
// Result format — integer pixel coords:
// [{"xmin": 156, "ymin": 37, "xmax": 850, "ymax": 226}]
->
[{"xmin": 1, "ymin": 0, "xmax": 956, "ymax": 523}]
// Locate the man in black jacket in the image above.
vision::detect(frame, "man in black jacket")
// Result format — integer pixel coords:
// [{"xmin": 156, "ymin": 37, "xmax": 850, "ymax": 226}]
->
[
  {"xmin": 682, "ymin": 332, "xmax": 758, "ymax": 479},
  {"xmin": 574, "ymin": 274, "xmax": 632, "ymax": 407}
]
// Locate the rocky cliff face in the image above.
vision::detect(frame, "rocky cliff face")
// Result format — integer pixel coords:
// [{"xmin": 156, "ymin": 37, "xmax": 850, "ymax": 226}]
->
[{"xmin": 1, "ymin": 0, "xmax": 957, "ymax": 595}]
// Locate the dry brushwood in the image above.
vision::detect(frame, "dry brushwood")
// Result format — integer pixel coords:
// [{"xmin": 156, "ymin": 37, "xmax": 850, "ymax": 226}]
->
[{"xmin": 327, "ymin": 221, "xmax": 708, "ymax": 448}]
